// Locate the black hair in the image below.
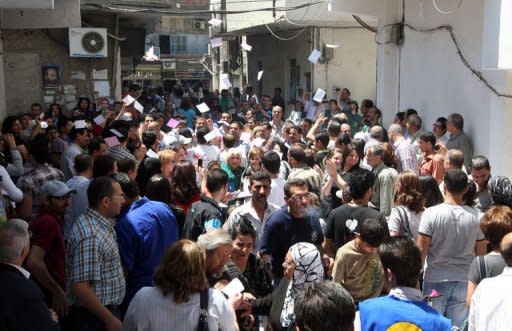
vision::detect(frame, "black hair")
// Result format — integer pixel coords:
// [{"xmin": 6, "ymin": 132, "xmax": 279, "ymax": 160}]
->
[
  {"xmin": 229, "ymin": 216, "xmax": 256, "ymax": 241},
  {"xmin": 346, "ymin": 169, "xmax": 375, "ymax": 200},
  {"xmin": 196, "ymin": 127, "xmax": 210, "ymax": 145},
  {"xmin": 142, "ymin": 130, "xmax": 158, "ymax": 149},
  {"xmin": 261, "ymin": 151, "xmax": 281, "ymax": 174},
  {"xmin": 74, "ymin": 154, "xmax": 93, "ymax": 173},
  {"xmin": 357, "ymin": 218, "xmax": 385, "ymax": 248},
  {"xmin": 336, "ymin": 133, "xmax": 351, "ymax": 147},
  {"xmin": 117, "ymin": 158, "xmax": 137, "ymax": 174},
  {"xmin": 284, "ymin": 178, "xmax": 308, "ymax": 198},
  {"xmin": 1, "ymin": 116, "xmax": 19, "ymax": 134},
  {"xmin": 113, "ymin": 172, "xmax": 139, "ymax": 199},
  {"xmin": 294, "ymin": 281, "xmax": 355, "ymax": 331},
  {"xmin": 70, "ymin": 127, "xmax": 88, "ymax": 141},
  {"xmin": 444, "ymin": 169, "xmax": 469, "ymax": 195},
  {"xmin": 419, "ymin": 131, "xmax": 436, "ymax": 146},
  {"xmin": 379, "ymin": 236, "xmax": 422, "ymax": 288},
  {"xmin": 418, "ymin": 176, "xmax": 444, "ymax": 207},
  {"xmin": 315, "ymin": 132, "xmax": 330, "ymax": 148},
  {"xmin": 249, "ymin": 171, "xmax": 271, "ymax": 186},
  {"xmin": 93, "ymin": 155, "xmax": 116, "ymax": 178},
  {"xmin": 87, "ymin": 176, "xmax": 115, "ymax": 208},
  {"xmin": 29, "ymin": 133, "xmax": 50, "ymax": 164},
  {"xmin": 88, "ymin": 137, "xmax": 106, "ymax": 155},
  {"xmin": 435, "ymin": 117, "xmax": 447, "ymax": 130},
  {"xmin": 57, "ymin": 116, "xmax": 71, "ymax": 133},
  {"xmin": 471, "ymin": 155, "xmax": 490, "ymax": 170},
  {"xmin": 288, "ymin": 144, "xmax": 306, "ymax": 163},
  {"xmin": 206, "ymin": 168, "xmax": 228, "ymax": 193},
  {"xmin": 146, "ymin": 174, "xmax": 172, "ymax": 203},
  {"xmin": 327, "ymin": 122, "xmax": 341, "ymax": 138}
]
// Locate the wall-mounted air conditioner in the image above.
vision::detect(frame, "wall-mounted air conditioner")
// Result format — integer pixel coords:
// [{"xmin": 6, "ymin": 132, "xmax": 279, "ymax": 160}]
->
[
  {"xmin": 69, "ymin": 28, "xmax": 108, "ymax": 58},
  {"xmin": 193, "ymin": 21, "xmax": 206, "ymax": 30},
  {"xmin": 162, "ymin": 59, "xmax": 176, "ymax": 71}
]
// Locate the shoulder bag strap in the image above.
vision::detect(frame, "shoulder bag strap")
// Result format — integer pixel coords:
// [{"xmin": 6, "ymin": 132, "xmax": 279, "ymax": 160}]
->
[
  {"xmin": 397, "ymin": 206, "xmax": 412, "ymax": 237},
  {"xmin": 477, "ymin": 255, "xmax": 487, "ymax": 280},
  {"xmin": 198, "ymin": 288, "xmax": 209, "ymax": 331}
]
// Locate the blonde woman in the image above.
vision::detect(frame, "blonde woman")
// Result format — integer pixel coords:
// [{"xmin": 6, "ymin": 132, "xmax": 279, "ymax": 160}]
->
[{"xmin": 158, "ymin": 149, "xmax": 177, "ymax": 178}]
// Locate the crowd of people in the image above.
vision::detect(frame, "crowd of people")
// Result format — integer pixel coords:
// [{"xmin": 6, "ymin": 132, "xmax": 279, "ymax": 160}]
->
[{"xmin": 0, "ymin": 83, "xmax": 511, "ymax": 331}]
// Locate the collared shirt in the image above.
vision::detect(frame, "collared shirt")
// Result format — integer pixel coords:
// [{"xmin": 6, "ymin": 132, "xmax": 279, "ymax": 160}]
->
[
  {"xmin": 7, "ymin": 263, "xmax": 30, "ymax": 278},
  {"xmin": 393, "ymin": 138, "xmax": 419, "ymax": 174},
  {"xmin": 108, "ymin": 145, "xmax": 136, "ymax": 162},
  {"xmin": 224, "ymin": 200, "xmax": 279, "ymax": 251},
  {"xmin": 469, "ymin": 267, "xmax": 512, "ymax": 331},
  {"xmin": 16, "ymin": 163, "xmax": 65, "ymax": 218},
  {"xmin": 60, "ymin": 143, "xmax": 83, "ymax": 180},
  {"xmin": 66, "ymin": 208, "xmax": 125, "ymax": 306},
  {"xmin": 420, "ymin": 152, "xmax": 445, "ymax": 183},
  {"xmin": 370, "ymin": 163, "xmax": 398, "ymax": 216},
  {"xmin": 64, "ymin": 175, "xmax": 91, "ymax": 240}
]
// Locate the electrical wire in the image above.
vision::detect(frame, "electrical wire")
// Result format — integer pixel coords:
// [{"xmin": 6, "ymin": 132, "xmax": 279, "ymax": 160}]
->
[
  {"xmin": 432, "ymin": 0, "xmax": 463, "ymax": 15},
  {"xmin": 405, "ymin": 23, "xmax": 512, "ymax": 98},
  {"xmin": 264, "ymin": 23, "xmax": 309, "ymax": 40}
]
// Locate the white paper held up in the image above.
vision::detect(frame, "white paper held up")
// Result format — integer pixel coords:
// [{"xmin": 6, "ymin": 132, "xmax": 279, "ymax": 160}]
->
[
  {"xmin": 122, "ymin": 95, "xmax": 135, "ymax": 105},
  {"xmin": 308, "ymin": 49, "xmax": 322, "ymax": 64},
  {"xmin": 73, "ymin": 120, "xmax": 87, "ymax": 129},
  {"xmin": 313, "ymin": 88, "xmax": 326, "ymax": 102},
  {"xmin": 221, "ymin": 278, "xmax": 245, "ymax": 298},
  {"xmin": 196, "ymin": 102, "xmax": 210, "ymax": 113},
  {"xmin": 325, "ymin": 43, "xmax": 340, "ymax": 48},
  {"xmin": 257, "ymin": 70, "xmax": 264, "ymax": 81},
  {"xmin": 208, "ymin": 18, "xmax": 223, "ymax": 27},
  {"xmin": 93, "ymin": 114, "xmax": 105, "ymax": 125},
  {"xmin": 109, "ymin": 129, "xmax": 124, "ymax": 138},
  {"xmin": 134, "ymin": 101, "xmax": 144, "ymax": 113},
  {"xmin": 204, "ymin": 129, "xmax": 222, "ymax": 142}
]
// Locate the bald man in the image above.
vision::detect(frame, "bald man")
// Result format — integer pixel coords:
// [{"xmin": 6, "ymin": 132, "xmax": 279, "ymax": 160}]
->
[{"xmin": 468, "ymin": 232, "xmax": 512, "ymax": 330}]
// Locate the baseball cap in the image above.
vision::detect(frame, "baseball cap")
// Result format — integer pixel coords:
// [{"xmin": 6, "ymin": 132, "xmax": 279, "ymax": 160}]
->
[{"xmin": 41, "ymin": 180, "xmax": 76, "ymax": 198}]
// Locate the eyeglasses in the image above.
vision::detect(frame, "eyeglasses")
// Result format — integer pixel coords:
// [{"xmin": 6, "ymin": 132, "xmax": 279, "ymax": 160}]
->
[
  {"xmin": 111, "ymin": 194, "xmax": 125, "ymax": 200},
  {"xmin": 290, "ymin": 193, "xmax": 309, "ymax": 201}
]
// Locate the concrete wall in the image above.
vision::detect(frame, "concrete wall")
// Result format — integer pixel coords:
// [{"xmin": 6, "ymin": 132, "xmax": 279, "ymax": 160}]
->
[
  {"xmin": 226, "ymin": 0, "xmax": 284, "ymax": 32},
  {"xmin": 0, "ymin": 0, "xmax": 80, "ymax": 29},
  {"xmin": 2, "ymin": 14, "xmax": 117, "ymax": 117},
  {"xmin": 397, "ymin": 0, "xmax": 512, "ymax": 176},
  {"xmin": 246, "ymin": 26, "xmax": 376, "ymax": 108}
]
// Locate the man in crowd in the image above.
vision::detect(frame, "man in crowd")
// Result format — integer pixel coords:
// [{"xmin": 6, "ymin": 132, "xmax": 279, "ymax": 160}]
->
[
  {"xmin": 366, "ymin": 144, "xmax": 398, "ymax": 216},
  {"xmin": 417, "ymin": 169, "xmax": 486, "ymax": 329},
  {"xmin": 64, "ymin": 176, "xmax": 126, "ymax": 331},
  {"xmin": 114, "ymin": 173, "xmax": 178, "ymax": 309},
  {"xmin": 17, "ymin": 133, "xmax": 65, "ymax": 220},
  {"xmin": 259, "ymin": 178, "xmax": 323, "ymax": 282},
  {"xmin": 261, "ymin": 151, "xmax": 286, "ymax": 207},
  {"xmin": 469, "ymin": 232, "xmax": 512, "ymax": 330},
  {"xmin": 418, "ymin": 131, "xmax": 445, "ymax": 183},
  {"xmin": 287, "ymin": 144, "xmax": 322, "ymax": 198},
  {"xmin": 61, "ymin": 121, "xmax": 90, "ymax": 180},
  {"xmin": 224, "ymin": 172, "xmax": 279, "ymax": 249},
  {"xmin": 470, "ymin": 155, "xmax": 492, "ymax": 211},
  {"xmin": 183, "ymin": 168, "xmax": 228, "ymax": 240},
  {"xmin": 433, "ymin": 117, "xmax": 450, "ymax": 145},
  {"xmin": 0, "ymin": 219, "xmax": 59, "ymax": 330},
  {"xmin": 357, "ymin": 237, "xmax": 451, "ymax": 330},
  {"xmin": 26, "ymin": 180, "xmax": 75, "ymax": 317},
  {"xmin": 388, "ymin": 123, "xmax": 419, "ymax": 174},
  {"xmin": 446, "ymin": 113, "xmax": 473, "ymax": 170}
]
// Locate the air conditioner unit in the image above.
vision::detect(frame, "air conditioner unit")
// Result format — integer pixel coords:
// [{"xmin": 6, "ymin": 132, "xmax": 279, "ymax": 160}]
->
[
  {"xmin": 69, "ymin": 28, "xmax": 108, "ymax": 58},
  {"xmin": 162, "ymin": 59, "xmax": 176, "ymax": 71},
  {"xmin": 193, "ymin": 21, "xmax": 206, "ymax": 30}
]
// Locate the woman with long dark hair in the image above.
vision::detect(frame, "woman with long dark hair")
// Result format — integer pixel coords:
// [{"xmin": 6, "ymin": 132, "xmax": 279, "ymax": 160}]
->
[{"xmin": 170, "ymin": 160, "xmax": 201, "ymax": 215}]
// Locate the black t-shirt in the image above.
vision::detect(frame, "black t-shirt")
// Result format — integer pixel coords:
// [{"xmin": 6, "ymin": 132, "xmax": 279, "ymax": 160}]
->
[{"xmin": 325, "ymin": 204, "xmax": 388, "ymax": 251}]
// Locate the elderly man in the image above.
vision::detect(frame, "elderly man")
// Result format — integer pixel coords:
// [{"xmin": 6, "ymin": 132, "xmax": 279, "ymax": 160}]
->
[
  {"xmin": 0, "ymin": 219, "xmax": 59, "ymax": 330},
  {"xmin": 446, "ymin": 113, "xmax": 473, "ymax": 170},
  {"xmin": 366, "ymin": 144, "xmax": 398, "ymax": 216},
  {"xmin": 197, "ymin": 229, "xmax": 234, "ymax": 287},
  {"xmin": 388, "ymin": 123, "xmax": 419, "ymax": 174}
]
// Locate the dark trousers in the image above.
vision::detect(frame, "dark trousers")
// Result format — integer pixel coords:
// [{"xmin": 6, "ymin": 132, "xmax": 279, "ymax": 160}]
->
[{"xmin": 60, "ymin": 306, "xmax": 120, "ymax": 331}]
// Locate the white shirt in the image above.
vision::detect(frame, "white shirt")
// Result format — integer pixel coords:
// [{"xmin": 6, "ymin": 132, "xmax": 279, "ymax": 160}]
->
[
  {"xmin": 268, "ymin": 177, "xmax": 286, "ymax": 207},
  {"xmin": 393, "ymin": 138, "xmax": 419, "ymax": 174},
  {"xmin": 190, "ymin": 144, "xmax": 220, "ymax": 168},
  {"xmin": 7, "ymin": 263, "xmax": 30, "ymax": 278},
  {"xmin": 469, "ymin": 267, "xmax": 512, "ymax": 331}
]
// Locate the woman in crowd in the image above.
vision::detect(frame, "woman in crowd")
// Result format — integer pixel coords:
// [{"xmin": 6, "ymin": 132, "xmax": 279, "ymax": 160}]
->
[
  {"xmin": 159, "ymin": 149, "xmax": 177, "ymax": 178},
  {"xmin": 289, "ymin": 101, "xmax": 305, "ymax": 125},
  {"xmin": 250, "ymin": 242, "xmax": 324, "ymax": 331},
  {"xmin": 122, "ymin": 240, "xmax": 237, "ymax": 331},
  {"xmin": 466, "ymin": 206, "xmax": 512, "ymax": 306},
  {"xmin": 340, "ymin": 143, "xmax": 361, "ymax": 180},
  {"xmin": 221, "ymin": 150, "xmax": 245, "ymax": 193},
  {"xmin": 388, "ymin": 171, "xmax": 424, "ymax": 239},
  {"xmin": 0, "ymin": 131, "xmax": 24, "ymax": 178},
  {"xmin": 321, "ymin": 149, "xmax": 347, "ymax": 215},
  {"xmin": 45, "ymin": 103, "xmax": 65, "ymax": 127},
  {"xmin": 419, "ymin": 175, "xmax": 444, "ymax": 208},
  {"xmin": 170, "ymin": 160, "xmax": 201, "ymax": 215},
  {"xmin": 241, "ymin": 146, "xmax": 264, "ymax": 192}
]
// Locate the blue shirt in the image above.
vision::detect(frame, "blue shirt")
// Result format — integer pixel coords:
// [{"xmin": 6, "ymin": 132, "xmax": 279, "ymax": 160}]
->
[
  {"xmin": 115, "ymin": 197, "xmax": 179, "ymax": 306},
  {"xmin": 178, "ymin": 108, "xmax": 197, "ymax": 128},
  {"xmin": 359, "ymin": 293, "xmax": 451, "ymax": 331},
  {"xmin": 259, "ymin": 207, "xmax": 323, "ymax": 277}
]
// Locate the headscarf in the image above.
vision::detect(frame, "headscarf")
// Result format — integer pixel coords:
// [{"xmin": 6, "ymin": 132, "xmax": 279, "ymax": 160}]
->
[{"xmin": 280, "ymin": 242, "xmax": 324, "ymax": 328}]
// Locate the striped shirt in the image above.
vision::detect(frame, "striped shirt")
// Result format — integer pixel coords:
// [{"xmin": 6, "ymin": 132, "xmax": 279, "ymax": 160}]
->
[{"xmin": 66, "ymin": 208, "xmax": 126, "ymax": 306}]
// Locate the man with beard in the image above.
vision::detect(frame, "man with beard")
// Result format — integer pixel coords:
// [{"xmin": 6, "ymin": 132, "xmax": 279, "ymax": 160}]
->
[
  {"xmin": 469, "ymin": 155, "xmax": 492, "ymax": 212},
  {"xmin": 224, "ymin": 172, "xmax": 279, "ymax": 251}
]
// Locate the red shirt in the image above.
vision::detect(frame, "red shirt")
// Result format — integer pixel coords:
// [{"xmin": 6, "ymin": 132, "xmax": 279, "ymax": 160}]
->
[{"xmin": 29, "ymin": 209, "xmax": 66, "ymax": 294}]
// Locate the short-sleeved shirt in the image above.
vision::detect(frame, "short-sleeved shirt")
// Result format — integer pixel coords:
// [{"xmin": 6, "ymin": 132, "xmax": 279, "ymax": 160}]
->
[
  {"xmin": 259, "ymin": 207, "xmax": 323, "ymax": 277},
  {"xmin": 182, "ymin": 195, "xmax": 225, "ymax": 241},
  {"xmin": 115, "ymin": 197, "xmax": 179, "ymax": 305},
  {"xmin": 387, "ymin": 206, "xmax": 423, "ymax": 239},
  {"xmin": 64, "ymin": 176, "xmax": 90, "ymax": 240},
  {"xmin": 29, "ymin": 209, "xmax": 66, "ymax": 292},
  {"xmin": 66, "ymin": 208, "xmax": 126, "ymax": 306},
  {"xmin": 325, "ymin": 204, "xmax": 388, "ymax": 251},
  {"xmin": 467, "ymin": 253, "xmax": 506, "ymax": 285},
  {"xmin": 108, "ymin": 145, "xmax": 136, "ymax": 162},
  {"xmin": 16, "ymin": 164, "xmax": 65, "ymax": 218},
  {"xmin": 418, "ymin": 203, "xmax": 485, "ymax": 282},
  {"xmin": 60, "ymin": 143, "xmax": 83, "ymax": 180}
]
